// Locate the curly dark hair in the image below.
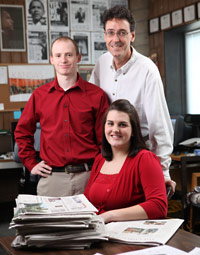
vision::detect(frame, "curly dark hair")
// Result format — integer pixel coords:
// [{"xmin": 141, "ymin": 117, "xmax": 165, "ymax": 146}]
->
[
  {"xmin": 101, "ymin": 99, "xmax": 147, "ymax": 161},
  {"xmin": 102, "ymin": 5, "xmax": 136, "ymax": 32}
]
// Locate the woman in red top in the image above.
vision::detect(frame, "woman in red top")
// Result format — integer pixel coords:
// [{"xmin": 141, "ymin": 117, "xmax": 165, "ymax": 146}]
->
[{"xmin": 84, "ymin": 99, "xmax": 168, "ymax": 223}]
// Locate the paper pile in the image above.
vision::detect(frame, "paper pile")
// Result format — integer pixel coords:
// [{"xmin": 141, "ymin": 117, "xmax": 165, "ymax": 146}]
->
[{"xmin": 9, "ymin": 194, "xmax": 107, "ymax": 249}]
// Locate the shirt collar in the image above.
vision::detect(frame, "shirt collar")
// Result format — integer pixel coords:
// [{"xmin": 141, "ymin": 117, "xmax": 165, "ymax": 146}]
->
[
  {"xmin": 110, "ymin": 46, "xmax": 137, "ymax": 74},
  {"xmin": 48, "ymin": 73, "xmax": 86, "ymax": 93}
]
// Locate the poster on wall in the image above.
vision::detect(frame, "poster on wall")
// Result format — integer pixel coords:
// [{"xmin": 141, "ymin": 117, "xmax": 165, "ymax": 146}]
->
[
  {"xmin": 90, "ymin": 0, "xmax": 108, "ymax": 31},
  {"xmin": 8, "ymin": 65, "xmax": 55, "ymax": 102},
  {"xmin": 26, "ymin": 0, "xmax": 48, "ymax": 30},
  {"xmin": 71, "ymin": 31, "xmax": 91, "ymax": 64},
  {"xmin": 27, "ymin": 30, "xmax": 49, "ymax": 63},
  {"xmin": 91, "ymin": 32, "xmax": 107, "ymax": 64},
  {"xmin": 49, "ymin": 30, "xmax": 69, "ymax": 47},
  {"xmin": 49, "ymin": 0, "xmax": 69, "ymax": 30},
  {"xmin": 109, "ymin": 0, "xmax": 128, "ymax": 8},
  {"xmin": 70, "ymin": 0, "xmax": 90, "ymax": 31},
  {"xmin": 0, "ymin": 5, "xmax": 26, "ymax": 52}
]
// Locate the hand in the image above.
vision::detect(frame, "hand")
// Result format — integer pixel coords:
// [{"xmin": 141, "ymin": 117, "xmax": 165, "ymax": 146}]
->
[
  {"xmin": 165, "ymin": 179, "xmax": 176, "ymax": 199},
  {"xmin": 31, "ymin": 161, "xmax": 52, "ymax": 178}
]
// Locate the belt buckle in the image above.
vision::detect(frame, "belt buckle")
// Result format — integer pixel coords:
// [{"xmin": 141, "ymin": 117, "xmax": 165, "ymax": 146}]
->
[{"xmin": 64, "ymin": 165, "xmax": 71, "ymax": 174}]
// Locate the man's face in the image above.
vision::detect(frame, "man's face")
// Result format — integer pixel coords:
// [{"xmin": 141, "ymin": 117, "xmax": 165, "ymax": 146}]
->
[
  {"xmin": 2, "ymin": 11, "xmax": 14, "ymax": 31},
  {"xmin": 104, "ymin": 18, "xmax": 135, "ymax": 63},
  {"xmin": 50, "ymin": 40, "xmax": 81, "ymax": 77},
  {"xmin": 30, "ymin": 1, "xmax": 44, "ymax": 23}
]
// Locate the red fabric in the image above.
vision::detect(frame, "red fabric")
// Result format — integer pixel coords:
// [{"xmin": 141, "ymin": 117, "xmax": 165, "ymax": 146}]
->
[
  {"xmin": 84, "ymin": 150, "xmax": 168, "ymax": 219},
  {"xmin": 15, "ymin": 74, "xmax": 109, "ymax": 171}
]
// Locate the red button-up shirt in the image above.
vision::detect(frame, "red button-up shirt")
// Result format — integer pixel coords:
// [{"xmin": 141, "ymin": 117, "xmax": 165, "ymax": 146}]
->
[{"xmin": 15, "ymin": 75, "xmax": 109, "ymax": 171}]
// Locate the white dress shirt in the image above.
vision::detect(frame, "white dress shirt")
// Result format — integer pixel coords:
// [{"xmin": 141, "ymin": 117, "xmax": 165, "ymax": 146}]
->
[{"xmin": 89, "ymin": 47, "xmax": 174, "ymax": 179}]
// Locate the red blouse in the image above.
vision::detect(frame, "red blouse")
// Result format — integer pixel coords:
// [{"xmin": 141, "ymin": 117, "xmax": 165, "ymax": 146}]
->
[{"xmin": 84, "ymin": 149, "xmax": 168, "ymax": 219}]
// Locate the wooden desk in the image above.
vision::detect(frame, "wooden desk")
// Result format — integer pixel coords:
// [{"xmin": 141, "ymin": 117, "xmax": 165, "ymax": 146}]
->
[{"xmin": 0, "ymin": 229, "xmax": 200, "ymax": 255}]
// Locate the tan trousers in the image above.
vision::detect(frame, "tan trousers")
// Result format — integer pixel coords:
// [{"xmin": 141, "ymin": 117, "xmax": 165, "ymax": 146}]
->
[{"xmin": 37, "ymin": 171, "xmax": 91, "ymax": 197}]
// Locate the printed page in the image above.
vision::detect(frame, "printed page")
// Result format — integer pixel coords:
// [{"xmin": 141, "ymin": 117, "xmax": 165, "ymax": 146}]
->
[{"xmin": 105, "ymin": 219, "xmax": 184, "ymax": 246}]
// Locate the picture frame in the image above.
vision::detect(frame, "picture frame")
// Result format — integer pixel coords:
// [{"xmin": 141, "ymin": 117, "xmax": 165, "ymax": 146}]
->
[
  {"xmin": 149, "ymin": 17, "xmax": 159, "ymax": 34},
  {"xmin": 78, "ymin": 65, "xmax": 94, "ymax": 81},
  {"xmin": 160, "ymin": 13, "xmax": 171, "ymax": 30},
  {"xmin": 184, "ymin": 4, "xmax": 196, "ymax": 23},
  {"xmin": 172, "ymin": 9, "xmax": 183, "ymax": 27},
  {"xmin": 0, "ymin": 5, "xmax": 26, "ymax": 52},
  {"xmin": 197, "ymin": 2, "xmax": 200, "ymax": 19}
]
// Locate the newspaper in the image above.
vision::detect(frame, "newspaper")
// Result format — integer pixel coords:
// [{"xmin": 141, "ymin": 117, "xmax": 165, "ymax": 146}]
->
[
  {"xmin": 90, "ymin": 0, "xmax": 109, "ymax": 31},
  {"xmin": 48, "ymin": 0, "xmax": 69, "ymax": 30},
  {"xmin": 70, "ymin": 0, "xmax": 90, "ymax": 31},
  {"xmin": 27, "ymin": 30, "xmax": 49, "ymax": 63},
  {"xmin": 71, "ymin": 31, "xmax": 91, "ymax": 64},
  {"xmin": 10, "ymin": 194, "xmax": 107, "ymax": 249},
  {"xmin": 49, "ymin": 31, "xmax": 69, "ymax": 46},
  {"xmin": 116, "ymin": 245, "xmax": 188, "ymax": 255},
  {"xmin": 105, "ymin": 219, "xmax": 184, "ymax": 246},
  {"xmin": 14, "ymin": 194, "xmax": 98, "ymax": 215},
  {"xmin": 91, "ymin": 32, "xmax": 107, "ymax": 64}
]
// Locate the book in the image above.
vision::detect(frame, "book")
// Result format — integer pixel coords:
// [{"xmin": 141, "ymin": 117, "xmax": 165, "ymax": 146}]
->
[{"xmin": 105, "ymin": 218, "xmax": 184, "ymax": 246}]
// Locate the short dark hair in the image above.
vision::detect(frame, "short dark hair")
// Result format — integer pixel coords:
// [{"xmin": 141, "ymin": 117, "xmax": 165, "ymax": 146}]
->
[
  {"xmin": 50, "ymin": 36, "xmax": 80, "ymax": 56},
  {"xmin": 102, "ymin": 99, "xmax": 147, "ymax": 161},
  {"xmin": 102, "ymin": 5, "xmax": 135, "ymax": 32}
]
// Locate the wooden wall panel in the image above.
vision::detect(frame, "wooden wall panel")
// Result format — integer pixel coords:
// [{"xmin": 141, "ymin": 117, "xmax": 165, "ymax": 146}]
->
[{"xmin": 149, "ymin": 0, "xmax": 200, "ymax": 88}]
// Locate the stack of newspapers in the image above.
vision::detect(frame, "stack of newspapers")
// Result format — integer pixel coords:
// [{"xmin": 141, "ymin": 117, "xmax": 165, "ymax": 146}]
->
[{"xmin": 9, "ymin": 194, "xmax": 107, "ymax": 249}]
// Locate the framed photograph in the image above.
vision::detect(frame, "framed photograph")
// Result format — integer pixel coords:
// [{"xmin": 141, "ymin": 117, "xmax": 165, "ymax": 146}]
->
[
  {"xmin": 0, "ymin": 5, "xmax": 26, "ymax": 51},
  {"xmin": 149, "ymin": 18, "xmax": 159, "ymax": 34},
  {"xmin": 197, "ymin": 2, "xmax": 200, "ymax": 19},
  {"xmin": 184, "ymin": 5, "xmax": 196, "ymax": 23},
  {"xmin": 172, "ymin": 9, "xmax": 183, "ymax": 27},
  {"xmin": 160, "ymin": 13, "xmax": 171, "ymax": 30}
]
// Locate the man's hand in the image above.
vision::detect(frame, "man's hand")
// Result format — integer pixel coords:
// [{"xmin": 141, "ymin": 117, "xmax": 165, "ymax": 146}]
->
[
  {"xmin": 31, "ymin": 161, "xmax": 52, "ymax": 178},
  {"xmin": 165, "ymin": 179, "xmax": 176, "ymax": 199}
]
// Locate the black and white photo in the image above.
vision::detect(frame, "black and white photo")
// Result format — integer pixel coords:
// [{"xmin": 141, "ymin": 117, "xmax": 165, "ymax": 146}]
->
[
  {"xmin": 49, "ymin": 0, "xmax": 69, "ymax": 30},
  {"xmin": 71, "ymin": 31, "xmax": 91, "ymax": 64},
  {"xmin": 27, "ymin": 30, "xmax": 49, "ymax": 63},
  {"xmin": 91, "ymin": 0, "xmax": 108, "ymax": 31},
  {"xmin": 26, "ymin": 0, "xmax": 48, "ymax": 30}
]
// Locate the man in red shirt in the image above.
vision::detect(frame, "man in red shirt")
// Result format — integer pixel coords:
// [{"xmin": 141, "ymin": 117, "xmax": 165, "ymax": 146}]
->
[{"xmin": 15, "ymin": 37, "xmax": 109, "ymax": 197}]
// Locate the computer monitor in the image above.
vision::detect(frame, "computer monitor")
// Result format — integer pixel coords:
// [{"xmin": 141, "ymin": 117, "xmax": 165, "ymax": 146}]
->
[{"xmin": 171, "ymin": 115, "xmax": 193, "ymax": 149}]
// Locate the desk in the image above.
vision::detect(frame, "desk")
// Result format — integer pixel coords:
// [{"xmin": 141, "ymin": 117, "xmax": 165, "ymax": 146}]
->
[
  {"xmin": 0, "ymin": 229, "xmax": 199, "ymax": 255},
  {"xmin": 0, "ymin": 160, "xmax": 23, "ymax": 203}
]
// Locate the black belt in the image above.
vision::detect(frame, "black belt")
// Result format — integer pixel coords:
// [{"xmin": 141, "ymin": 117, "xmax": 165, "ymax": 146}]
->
[{"xmin": 52, "ymin": 162, "xmax": 94, "ymax": 174}]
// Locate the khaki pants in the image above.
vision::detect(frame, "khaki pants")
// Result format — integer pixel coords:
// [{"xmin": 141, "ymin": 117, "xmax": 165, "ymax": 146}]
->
[{"xmin": 37, "ymin": 171, "xmax": 91, "ymax": 197}]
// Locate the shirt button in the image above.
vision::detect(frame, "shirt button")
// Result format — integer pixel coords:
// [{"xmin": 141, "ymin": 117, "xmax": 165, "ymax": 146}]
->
[
  {"xmin": 112, "ymin": 93, "xmax": 115, "ymax": 96},
  {"xmin": 115, "ymin": 79, "xmax": 117, "ymax": 82},
  {"xmin": 65, "ymin": 134, "xmax": 67, "ymax": 137},
  {"xmin": 64, "ymin": 105, "xmax": 67, "ymax": 108},
  {"xmin": 64, "ymin": 120, "xmax": 67, "ymax": 122},
  {"xmin": 107, "ymin": 189, "xmax": 110, "ymax": 192},
  {"xmin": 67, "ymin": 149, "xmax": 69, "ymax": 152}
]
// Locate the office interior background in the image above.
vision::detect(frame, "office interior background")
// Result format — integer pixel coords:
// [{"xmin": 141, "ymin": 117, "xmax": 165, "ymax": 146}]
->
[{"xmin": 0, "ymin": 0, "xmax": 200, "ymax": 237}]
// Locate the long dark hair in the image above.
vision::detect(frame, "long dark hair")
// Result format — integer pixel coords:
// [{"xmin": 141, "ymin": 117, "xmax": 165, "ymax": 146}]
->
[{"xmin": 102, "ymin": 99, "xmax": 147, "ymax": 161}]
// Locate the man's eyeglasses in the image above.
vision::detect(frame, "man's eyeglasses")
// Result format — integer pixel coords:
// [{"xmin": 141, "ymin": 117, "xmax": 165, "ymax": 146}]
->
[{"xmin": 104, "ymin": 30, "xmax": 129, "ymax": 38}]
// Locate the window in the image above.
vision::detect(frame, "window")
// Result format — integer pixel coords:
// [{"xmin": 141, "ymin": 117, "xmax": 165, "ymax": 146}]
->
[{"xmin": 185, "ymin": 29, "xmax": 200, "ymax": 114}]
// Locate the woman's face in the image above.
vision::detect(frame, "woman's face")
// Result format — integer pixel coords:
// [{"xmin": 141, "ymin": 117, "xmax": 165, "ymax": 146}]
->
[
  {"xmin": 105, "ymin": 110, "xmax": 132, "ymax": 151},
  {"xmin": 2, "ymin": 10, "xmax": 14, "ymax": 32}
]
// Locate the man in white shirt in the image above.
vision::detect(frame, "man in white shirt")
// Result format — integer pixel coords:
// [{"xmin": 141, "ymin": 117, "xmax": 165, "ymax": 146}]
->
[{"xmin": 89, "ymin": 5, "xmax": 176, "ymax": 196}]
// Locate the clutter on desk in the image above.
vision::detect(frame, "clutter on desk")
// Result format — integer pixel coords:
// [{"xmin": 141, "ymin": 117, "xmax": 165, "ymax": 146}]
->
[{"xmin": 9, "ymin": 194, "xmax": 107, "ymax": 249}]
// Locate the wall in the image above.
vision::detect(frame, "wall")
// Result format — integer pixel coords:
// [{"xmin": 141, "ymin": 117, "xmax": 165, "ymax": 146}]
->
[{"xmin": 148, "ymin": 0, "xmax": 200, "ymax": 90}]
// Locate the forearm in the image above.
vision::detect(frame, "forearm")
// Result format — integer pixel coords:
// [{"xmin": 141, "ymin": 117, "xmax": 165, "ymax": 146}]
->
[{"xmin": 100, "ymin": 205, "xmax": 148, "ymax": 224}]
